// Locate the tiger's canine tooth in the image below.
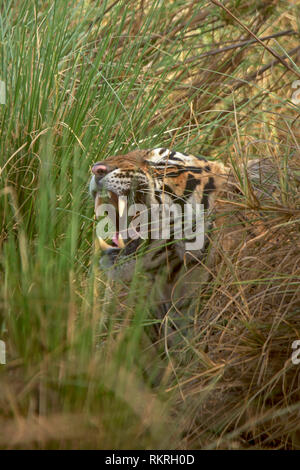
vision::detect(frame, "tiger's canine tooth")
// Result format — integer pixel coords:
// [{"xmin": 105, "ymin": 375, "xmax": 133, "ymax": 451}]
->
[
  {"xmin": 94, "ymin": 193, "xmax": 102, "ymax": 217},
  {"xmin": 118, "ymin": 197, "xmax": 126, "ymax": 218},
  {"xmin": 97, "ymin": 236, "xmax": 112, "ymax": 251},
  {"xmin": 118, "ymin": 233, "xmax": 125, "ymax": 249},
  {"xmin": 95, "ymin": 205, "xmax": 103, "ymax": 218}
]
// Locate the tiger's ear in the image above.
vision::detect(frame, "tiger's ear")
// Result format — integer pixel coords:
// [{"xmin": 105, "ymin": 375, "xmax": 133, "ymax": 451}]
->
[
  {"xmin": 223, "ymin": 157, "xmax": 280, "ymax": 202},
  {"xmin": 246, "ymin": 158, "xmax": 279, "ymax": 199},
  {"xmin": 246, "ymin": 158, "xmax": 278, "ymax": 183},
  {"xmin": 247, "ymin": 156, "xmax": 300, "ymax": 201}
]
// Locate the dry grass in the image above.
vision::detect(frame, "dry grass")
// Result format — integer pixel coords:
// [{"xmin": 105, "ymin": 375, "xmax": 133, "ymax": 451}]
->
[{"xmin": 167, "ymin": 153, "xmax": 300, "ymax": 449}]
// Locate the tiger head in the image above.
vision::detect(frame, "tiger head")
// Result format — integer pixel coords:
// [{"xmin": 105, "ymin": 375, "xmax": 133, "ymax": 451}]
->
[{"xmin": 89, "ymin": 148, "xmax": 228, "ymax": 281}]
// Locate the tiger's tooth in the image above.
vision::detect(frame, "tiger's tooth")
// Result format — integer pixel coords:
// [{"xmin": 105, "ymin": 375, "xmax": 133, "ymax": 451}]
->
[
  {"xmin": 118, "ymin": 197, "xmax": 126, "ymax": 218},
  {"xmin": 97, "ymin": 236, "xmax": 112, "ymax": 251},
  {"xmin": 94, "ymin": 193, "xmax": 102, "ymax": 217},
  {"xmin": 95, "ymin": 205, "xmax": 102, "ymax": 218},
  {"xmin": 118, "ymin": 233, "xmax": 125, "ymax": 249}
]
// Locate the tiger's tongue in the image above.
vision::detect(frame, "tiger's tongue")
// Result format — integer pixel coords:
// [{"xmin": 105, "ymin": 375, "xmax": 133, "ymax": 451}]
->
[{"xmin": 112, "ymin": 232, "xmax": 119, "ymax": 247}]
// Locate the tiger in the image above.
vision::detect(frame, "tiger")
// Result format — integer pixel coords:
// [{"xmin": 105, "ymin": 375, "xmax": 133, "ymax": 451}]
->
[{"xmin": 89, "ymin": 147, "xmax": 276, "ymax": 324}]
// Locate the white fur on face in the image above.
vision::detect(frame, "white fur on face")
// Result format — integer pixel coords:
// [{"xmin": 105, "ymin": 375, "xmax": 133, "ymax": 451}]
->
[{"xmin": 146, "ymin": 148, "xmax": 195, "ymax": 166}]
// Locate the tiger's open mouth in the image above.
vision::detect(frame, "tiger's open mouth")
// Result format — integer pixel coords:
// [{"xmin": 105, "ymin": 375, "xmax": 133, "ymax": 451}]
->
[
  {"xmin": 92, "ymin": 188, "xmax": 147, "ymax": 264},
  {"xmin": 89, "ymin": 148, "xmax": 232, "ymax": 280},
  {"xmin": 93, "ymin": 188, "xmax": 127, "ymax": 251}
]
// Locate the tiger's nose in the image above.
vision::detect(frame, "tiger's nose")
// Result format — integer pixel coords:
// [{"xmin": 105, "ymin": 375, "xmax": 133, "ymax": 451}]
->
[{"xmin": 92, "ymin": 162, "xmax": 109, "ymax": 176}]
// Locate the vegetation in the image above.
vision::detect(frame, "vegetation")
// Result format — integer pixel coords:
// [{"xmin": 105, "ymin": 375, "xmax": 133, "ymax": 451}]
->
[{"xmin": 0, "ymin": 0, "xmax": 299, "ymax": 449}]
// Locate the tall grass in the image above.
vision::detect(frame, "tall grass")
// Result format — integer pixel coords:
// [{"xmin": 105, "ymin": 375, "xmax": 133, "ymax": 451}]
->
[{"xmin": 0, "ymin": 0, "xmax": 299, "ymax": 449}]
